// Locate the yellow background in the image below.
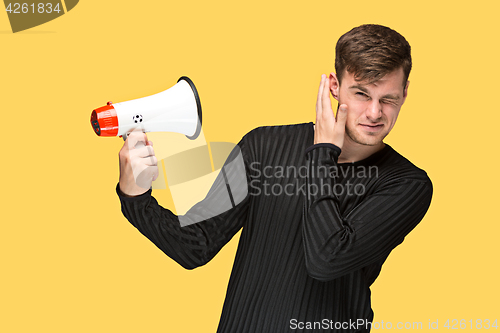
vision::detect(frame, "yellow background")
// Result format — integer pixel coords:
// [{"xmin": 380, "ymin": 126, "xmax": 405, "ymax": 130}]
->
[{"xmin": 1, "ymin": 0, "xmax": 499, "ymax": 332}]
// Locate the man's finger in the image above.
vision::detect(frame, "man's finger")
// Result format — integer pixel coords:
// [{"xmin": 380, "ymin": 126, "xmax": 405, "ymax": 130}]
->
[
  {"xmin": 135, "ymin": 166, "xmax": 157, "ymax": 190},
  {"xmin": 134, "ymin": 145, "xmax": 155, "ymax": 159},
  {"xmin": 322, "ymin": 76, "xmax": 332, "ymax": 119},
  {"xmin": 127, "ymin": 130, "xmax": 148, "ymax": 150},
  {"xmin": 336, "ymin": 104, "xmax": 348, "ymax": 128},
  {"xmin": 143, "ymin": 155, "xmax": 158, "ymax": 167},
  {"xmin": 316, "ymin": 74, "xmax": 325, "ymax": 118}
]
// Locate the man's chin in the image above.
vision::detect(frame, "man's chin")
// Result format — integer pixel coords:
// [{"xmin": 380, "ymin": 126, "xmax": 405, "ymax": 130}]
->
[
  {"xmin": 356, "ymin": 140, "xmax": 381, "ymax": 147},
  {"xmin": 348, "ymin": 131, "xmax": 385, "ymax": 147}
]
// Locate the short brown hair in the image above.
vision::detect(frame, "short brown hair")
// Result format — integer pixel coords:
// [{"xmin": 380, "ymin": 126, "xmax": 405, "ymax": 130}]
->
[{"xmin": 335, "ymin": 24, "xmax": 412, "ymax": 88}]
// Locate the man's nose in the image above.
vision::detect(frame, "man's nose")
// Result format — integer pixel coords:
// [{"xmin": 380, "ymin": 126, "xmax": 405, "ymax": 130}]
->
[{"xmin": 366, "ymin": 100, "xmax": 382, "ymax": 121}]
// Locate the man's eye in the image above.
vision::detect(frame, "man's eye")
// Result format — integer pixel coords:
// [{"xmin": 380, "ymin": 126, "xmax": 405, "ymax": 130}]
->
[{"xmin": 356, "ymin": 92, "xmax": 368, "ymax": 98}]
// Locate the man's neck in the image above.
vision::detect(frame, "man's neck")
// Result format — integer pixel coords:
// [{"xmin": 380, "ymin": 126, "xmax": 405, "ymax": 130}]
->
[{"xmin": 337, "ymin": 138, "xmax": 385, "ymax": 164}]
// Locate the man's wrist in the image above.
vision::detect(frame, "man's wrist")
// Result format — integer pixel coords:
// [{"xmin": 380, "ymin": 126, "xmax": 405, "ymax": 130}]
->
[
  {"xmin": 305, "ymin": 143, "xmax": 342, "ymax": 156},
  {"xmin": 117, "ymin": 183, "xmax": 150, "ymax": 198}
]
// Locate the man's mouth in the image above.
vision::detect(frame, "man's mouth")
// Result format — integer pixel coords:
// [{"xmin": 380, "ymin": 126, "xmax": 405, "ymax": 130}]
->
[{"xmin": 359, "ymin": 123, "xmax": 384, "ymax": 132}]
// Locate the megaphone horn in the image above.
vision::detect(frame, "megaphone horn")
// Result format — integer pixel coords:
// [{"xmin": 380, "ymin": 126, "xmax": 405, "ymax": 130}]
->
[{"xmin": 91, "ymin": 76, "xmax": 202, "ymax": 140}]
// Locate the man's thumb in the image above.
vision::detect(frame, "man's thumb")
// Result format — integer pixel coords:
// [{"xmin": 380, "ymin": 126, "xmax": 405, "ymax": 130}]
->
[{"xmin": 337, "ymin": 104, "xmax": 348, "ymax": 124}]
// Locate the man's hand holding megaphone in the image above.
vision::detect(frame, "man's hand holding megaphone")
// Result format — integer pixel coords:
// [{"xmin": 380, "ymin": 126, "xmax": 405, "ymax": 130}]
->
[{"xmin": 118, "ymin": 128, "xmax": 159, "ymax": 197}]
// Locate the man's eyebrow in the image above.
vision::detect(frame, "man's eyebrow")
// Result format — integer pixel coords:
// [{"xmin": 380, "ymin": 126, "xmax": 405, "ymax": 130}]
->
[
  {"xmin": 349, "ymin": 84, "xmax": 369, "ymax": 93},
  {"xmin": 349, "ymin": 84, "xmax": 400, "ymax": 100}
]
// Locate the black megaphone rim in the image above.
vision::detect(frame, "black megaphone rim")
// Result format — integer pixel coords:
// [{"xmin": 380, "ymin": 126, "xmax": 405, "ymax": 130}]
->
[{"xmin": 177, "ymin": 76, "xmax": 202, "ymax": 140}]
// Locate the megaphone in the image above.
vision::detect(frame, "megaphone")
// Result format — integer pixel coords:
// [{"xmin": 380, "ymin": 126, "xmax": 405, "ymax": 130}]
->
[{"xmin": 91, "ymin": 76, "xmax": 202, "ymax": 140}]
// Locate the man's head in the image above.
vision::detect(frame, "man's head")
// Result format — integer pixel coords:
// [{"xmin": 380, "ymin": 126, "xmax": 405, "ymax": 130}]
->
[
  {"xmin": 335, "ymin": 24, "xmax": 411, "ymax": 89},
  {"xmin": 329, "ymin": 24, "xmax": 412, "ymax": 147}
]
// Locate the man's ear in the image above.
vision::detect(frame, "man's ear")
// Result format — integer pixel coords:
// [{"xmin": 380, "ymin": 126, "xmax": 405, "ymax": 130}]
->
[
  {"xmin": 329, "ymin": 72, "xmax": 340, "ymax": 101},
  {"xmin": 402, "ymin": 80, "xmax": 409, "ymax": 104}
]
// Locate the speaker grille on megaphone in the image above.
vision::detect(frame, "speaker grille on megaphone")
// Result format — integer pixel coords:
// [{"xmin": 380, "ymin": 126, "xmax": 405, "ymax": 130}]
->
[{"xmin": 91, "ymin": 76, "xmax": 202, "ymax": 140}]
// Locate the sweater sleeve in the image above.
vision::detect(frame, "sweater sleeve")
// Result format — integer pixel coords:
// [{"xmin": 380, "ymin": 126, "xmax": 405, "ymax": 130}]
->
[
  {"xmin": 116, "ymin": 136, "xmax": 252, "ymax": 270},
  {"xmin": 303, "ymin": 144, "xmax": 433, "ymax": 282}
]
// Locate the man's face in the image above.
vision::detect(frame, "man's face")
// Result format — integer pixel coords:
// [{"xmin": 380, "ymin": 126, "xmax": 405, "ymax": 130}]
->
[{"xmin": 330, "ymin": 67, "xmax": 409, "ymax": 147}]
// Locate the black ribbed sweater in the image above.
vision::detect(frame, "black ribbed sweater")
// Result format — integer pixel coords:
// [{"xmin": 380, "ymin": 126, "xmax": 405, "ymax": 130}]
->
[{"xmin": 116, "ymin": 122, "xmax": 433, "ymax": 332}]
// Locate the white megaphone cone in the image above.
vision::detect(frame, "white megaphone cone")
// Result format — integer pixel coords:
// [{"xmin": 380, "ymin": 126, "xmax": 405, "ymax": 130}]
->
[{"xmin": 91, "ymin": 76, "xmax": 202, "ymax": 140}]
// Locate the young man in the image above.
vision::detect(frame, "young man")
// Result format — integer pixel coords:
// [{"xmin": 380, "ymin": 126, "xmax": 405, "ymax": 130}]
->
[{"xmin": 117, "ymin": 24, "xmax": 433, "ymax": 332}]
